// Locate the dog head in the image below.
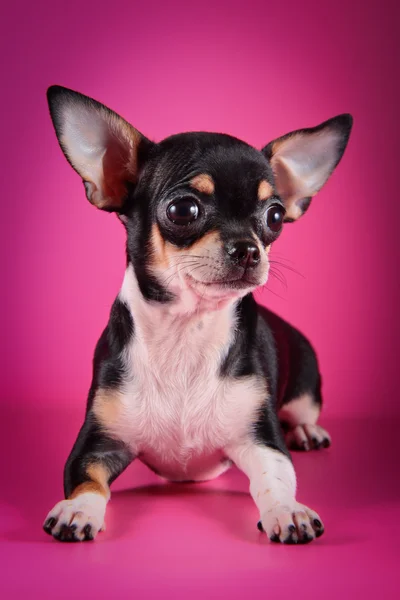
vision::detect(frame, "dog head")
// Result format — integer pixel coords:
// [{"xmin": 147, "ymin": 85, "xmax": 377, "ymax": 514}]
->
[{"xmin": 47, "ymin": 86, "xmax": 352, "ymax": 313}]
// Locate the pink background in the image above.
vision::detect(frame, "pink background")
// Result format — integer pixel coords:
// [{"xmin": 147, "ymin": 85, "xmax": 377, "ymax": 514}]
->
[
  {"xmin": 1, "ymin": 1, "xmax": 399, "ymax": 598},
  {"xmin": 1, "ymin": 0, "xmax": 399, "ymax": 418}
]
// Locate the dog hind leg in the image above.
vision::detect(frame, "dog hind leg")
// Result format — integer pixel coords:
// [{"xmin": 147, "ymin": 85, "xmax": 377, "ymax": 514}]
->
[{"xmin": 279, "ymin": 393, "xmax": 331, "ymax": 451}]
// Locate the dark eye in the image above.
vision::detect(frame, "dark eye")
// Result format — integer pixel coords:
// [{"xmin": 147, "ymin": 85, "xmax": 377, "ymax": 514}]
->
[
  {"xmin": 266, "ymin": 205, "xmax": 285, "ymax": 232},
  {"xmin": 167, "ymin": 198, "xmax": 199, "ymax": 225}
]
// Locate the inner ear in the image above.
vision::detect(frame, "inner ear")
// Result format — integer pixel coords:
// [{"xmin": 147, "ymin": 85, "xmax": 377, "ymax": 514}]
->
[
  {"xmin": 262, "ymin": 114, "xmax": 353, "ymax": 221},
  {"xmin": 47, "ymin": 85, "xmax": 154, "ymax": 211}
]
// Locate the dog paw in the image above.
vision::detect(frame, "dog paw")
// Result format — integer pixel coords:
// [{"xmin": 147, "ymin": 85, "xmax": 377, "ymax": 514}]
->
[
  {"xmin": 257, "ymin": 502, "xmax": 324, "ymax": 544},
  {"xmin": 43, "ymin": 493, "xmax": 106, "ymax": 542},
  {"xmin": 285, "ymin": 424, "xmax": 331, "ymax": 451}
]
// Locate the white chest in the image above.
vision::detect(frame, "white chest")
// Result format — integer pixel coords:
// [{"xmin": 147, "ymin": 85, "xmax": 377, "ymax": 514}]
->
[
  {"xmin": 120, "ymin": 316, "xmax": 264, "ymax": 473},
  {"xmin": 95, "ymin": 267, "xmax": 267, "ymax": 480}
]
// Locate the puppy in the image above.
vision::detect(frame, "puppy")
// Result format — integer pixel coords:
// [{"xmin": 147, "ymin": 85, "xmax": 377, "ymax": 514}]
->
[{"xmin": 43, "ymin": 86, "xmax": 352, "ymax": 544}]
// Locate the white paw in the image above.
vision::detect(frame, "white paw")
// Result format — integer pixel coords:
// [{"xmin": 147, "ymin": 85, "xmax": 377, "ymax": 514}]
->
[
  {"xmin": 43, "ymin": 492, "xmax": 106, "ymax": 542},
  {"xmin": 257, "ymin": 502, "xmax": 324, "ymax": 544},
  {"xmin": 286, "ymin": 424, "xmax": 331, "ymax": 451}
]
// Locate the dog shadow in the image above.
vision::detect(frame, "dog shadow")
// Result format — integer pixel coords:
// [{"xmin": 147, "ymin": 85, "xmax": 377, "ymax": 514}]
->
[
  {"xmin": 1, "ymin": 404, "xmax": 383, "ymax": 547},
  {"xmin": 1, "ymin": 477, "xmax": 262, "ymax": 545},
  {"xmin": 107, "ymin": 480, "xmax": 260, "ymax": 544},
  {"xmin": 2, "ymin": 469, "xmax": 368, "ymax": 547}
]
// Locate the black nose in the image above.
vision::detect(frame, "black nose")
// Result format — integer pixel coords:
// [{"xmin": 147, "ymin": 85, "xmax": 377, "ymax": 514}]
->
[{"xmin": 228, "ymin": 241, "xmax": 261, "ymax": 268}]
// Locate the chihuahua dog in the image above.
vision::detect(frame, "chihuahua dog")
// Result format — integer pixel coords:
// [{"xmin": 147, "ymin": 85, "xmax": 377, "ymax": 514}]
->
[{"xmin": 43, "ymin": 86, "xmax": 352, "ymax": 544}]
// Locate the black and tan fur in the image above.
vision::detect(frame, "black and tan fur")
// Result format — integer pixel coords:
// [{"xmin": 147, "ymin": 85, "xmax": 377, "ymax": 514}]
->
[{"xmin": 43, "ymin": 86, "xmax": 352, "ymax": 544}]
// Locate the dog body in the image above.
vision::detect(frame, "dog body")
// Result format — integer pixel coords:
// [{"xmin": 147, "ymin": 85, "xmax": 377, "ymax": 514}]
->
[
  {"xmin": 100, "ymin": 266, "xmax": 250, "ymax": 483},
  {"xmin": 43, "ymin": 87, "xmax": 352, "ymax": 544}
]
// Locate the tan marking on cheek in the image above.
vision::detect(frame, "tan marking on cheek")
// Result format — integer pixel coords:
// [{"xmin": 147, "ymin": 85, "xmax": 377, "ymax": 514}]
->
[
  {"xmin": 149, "ymin": 223, "xmax": 181, "ymax": 271},
  {"xmin": 150, "ymin": 223, "xmax": 168, "ymax": 270},
  {"xmin": 69, "ymin": 464, "xmax": 110, "ymax": 500},
  {"xmin": 187, "ymin": 230, "xmax": 222, "ymax": 255},
  {"xmin": 265, "ymin": 246, "xmax": 271, "ymax": 255},
  {"xmin": 150, "ymin": 226, "xmax": 223, "ymax": 279},
  {"xmin": 190, "ymin": 174, "xmax": 215, "ymax": 195},
  {"xmin": 258, "ymin": 180, "xmax": 274, "ymax": 201}
]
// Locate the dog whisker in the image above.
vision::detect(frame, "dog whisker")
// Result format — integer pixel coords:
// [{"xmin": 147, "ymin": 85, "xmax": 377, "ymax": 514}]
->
[
  {"xmin": 259, "ymin": 277, "xmax": 288, "ymax": 301},
  {"xmin": 269, "ymin": 268, "xmax": 288, "ymax": 290},
  {"xmin": 269, "ymin": 259, "xmax": 304, "ymax": 278},
  {"xmin": 161, "ymin": 265, "xmax": 200, "ymax": 287}
]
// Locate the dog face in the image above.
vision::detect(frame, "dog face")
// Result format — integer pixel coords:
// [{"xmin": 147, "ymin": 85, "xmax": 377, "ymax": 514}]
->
[
  {"xmin": 47, "ymin": 86, "xmax": 352, "ymax": 312},
  {"xmin": 129, "ymin": 133, "xmax": 282, "ymax": 311}
]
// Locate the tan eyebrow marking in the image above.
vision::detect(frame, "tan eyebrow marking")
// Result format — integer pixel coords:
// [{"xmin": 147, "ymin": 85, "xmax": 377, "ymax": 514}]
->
[
  {"xmin": 190, "ymin": 174, "xmax": 215, "ymax": 195},
  {"xmin": 258, "ymin": 180, "xmax": 274, "ymax": 201}
]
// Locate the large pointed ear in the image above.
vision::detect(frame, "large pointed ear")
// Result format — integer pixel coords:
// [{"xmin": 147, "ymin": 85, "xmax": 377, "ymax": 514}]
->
[
  {"xmin": 262, "ymin": 114, "xmax": 353, "ymax": 221},
  {"xmin": 47, "ymin": 85, "xmax": 154, "ymax": 212}
]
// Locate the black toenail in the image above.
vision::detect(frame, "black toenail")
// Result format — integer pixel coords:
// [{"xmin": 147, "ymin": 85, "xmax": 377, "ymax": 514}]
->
[
  {"xmin": 59, "ymin": 524, "xmax": 73, "ymax": 541},
  {"xmin": 270, "ymin": 533, "xmax": 280, "ymax": 543},
  {"xmin": 257, "ymin": 521, "xmax": 264, "ymax": 532},
  {"xmin": 288, "ymin": 524, "xmax": 296, "ymax": 532},
  {"xmin": 83, "ymin": 524, "xmax": 93, "ymax": 540},
  {"xmin": 313, "ymin": 519, "xmax": 322, "ymax": 528},
  {"xmin": 301, "ymin": 523, "xmax": 307, "ymax": 530},
  {"xmin": 284, "ymin": 535, "xmax": 298, "ymax": 544},
  {"xmin": 43, "ymin": 517, "xmax": 57, "ymax": 532},
  {"xmin": 322, "ymin": 439, "xmax": 331, "ymax": 448}
]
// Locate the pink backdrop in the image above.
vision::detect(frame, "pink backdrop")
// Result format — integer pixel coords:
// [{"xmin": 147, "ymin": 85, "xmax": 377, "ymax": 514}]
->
[
  {"xmin": 1, "ymin": 3, "xmax": 399, "ymax": 598},
  {"xmin": 1, "ymin": 0, "xmax": 399, "ymax": 419}
]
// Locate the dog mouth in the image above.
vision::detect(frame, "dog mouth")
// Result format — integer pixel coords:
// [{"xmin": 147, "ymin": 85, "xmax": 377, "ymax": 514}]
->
[{"xmin": 185, "ymin": 273, "xmax": 259, "ymax": 296}]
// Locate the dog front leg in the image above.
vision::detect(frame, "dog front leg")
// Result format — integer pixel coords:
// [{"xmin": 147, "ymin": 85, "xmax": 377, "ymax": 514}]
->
[
  {"xmin": 43, "ymin": 411, "xmax": 133, "ymax": 542},
  {"xmin": 225, "ymin": 441, "xmax": 324, "ymax": 544}
]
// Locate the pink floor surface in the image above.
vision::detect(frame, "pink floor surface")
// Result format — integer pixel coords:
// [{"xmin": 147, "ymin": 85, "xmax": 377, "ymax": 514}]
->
[{"xmin": 1, "ymin": 407, "xmax": 398, "ymax": 599}]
